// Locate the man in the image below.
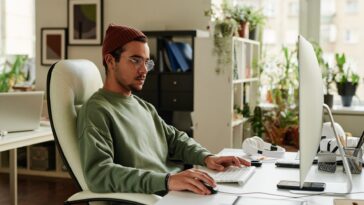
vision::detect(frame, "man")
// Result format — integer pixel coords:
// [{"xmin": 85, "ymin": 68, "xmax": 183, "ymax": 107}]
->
[{"xmin": 77, "ymin": 24, "xmax": 250, "ymax": 196}]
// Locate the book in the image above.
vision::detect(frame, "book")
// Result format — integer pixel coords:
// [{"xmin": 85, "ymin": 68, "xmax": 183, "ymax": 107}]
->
[
  {"xmin": 164, "ymin": 40, "xmax": 180, "ymax": 72},
  {"xmin": 175, "ymin": 42, "xmax": 192, "ymax": 69},
  {"xmin": 165, "ymin": 40, "xmax": 190, "ymax": 72},
  {"xmin": 162, "ymin": 48, "xmax": 173, "ymax": 72}
]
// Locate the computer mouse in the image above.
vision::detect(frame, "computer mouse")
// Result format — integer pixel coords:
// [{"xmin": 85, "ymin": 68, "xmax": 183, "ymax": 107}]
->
[{"xmin": 202, "ymin": 182, "xmax": 218, "ymax": 194}]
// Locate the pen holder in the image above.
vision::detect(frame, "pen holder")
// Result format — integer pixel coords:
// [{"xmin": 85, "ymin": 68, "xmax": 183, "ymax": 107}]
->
[
  {"xmin": 317, "ymin": 152, "xmax": 337, "ymax": 173},
  {"xmin": 343, "ymin": 147, "xmax": 363, "ymax": 174}
]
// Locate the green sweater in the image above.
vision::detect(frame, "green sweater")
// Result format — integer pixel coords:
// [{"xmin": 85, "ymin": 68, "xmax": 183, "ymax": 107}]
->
[{"xmin": 77, "ymin": 89, "xmax": 212, "ymax": 194}]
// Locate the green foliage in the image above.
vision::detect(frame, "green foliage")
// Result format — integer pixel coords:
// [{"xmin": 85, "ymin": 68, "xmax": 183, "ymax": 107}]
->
[
  {"xmin": 249, "ymin": 106, "xmax": 264, "ymax": 137},
  {"xmin": 0, "ymin": 55, "xmax": 28, "ymax": 92},
  {"xmin": 258, "ymin": 46, "xmax": 299, "ymax": 146},
  {"xmin": 312, "ymin": 42, "xmax": 334, "ymax": 94},
  {"xmin": 230, "ymin": 6, "xmax": 266, "ymax": 31},
  {"xmin": 204, "ymin": 1, "xmax": 266, "ymax": 73},
  {"xmin": 334, "ymin": 53, "xmax": 360, "ymax": 85}
]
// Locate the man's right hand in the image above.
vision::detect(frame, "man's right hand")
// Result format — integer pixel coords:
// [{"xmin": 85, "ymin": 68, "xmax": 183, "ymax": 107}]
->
[{"xmin": 167, "ymin": 168, "xmax": 216, "ymax": 195}]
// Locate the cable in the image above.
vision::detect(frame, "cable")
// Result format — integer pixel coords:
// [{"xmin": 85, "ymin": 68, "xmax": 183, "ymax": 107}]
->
[{"xmin": 218, "ymin": 190, "xmax": 364, "ymax": 199}]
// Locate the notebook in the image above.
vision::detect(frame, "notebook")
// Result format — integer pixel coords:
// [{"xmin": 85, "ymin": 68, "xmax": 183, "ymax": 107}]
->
[{"xmin": 0, "ymin": 91, "xmax": 44, "ymax": 132}]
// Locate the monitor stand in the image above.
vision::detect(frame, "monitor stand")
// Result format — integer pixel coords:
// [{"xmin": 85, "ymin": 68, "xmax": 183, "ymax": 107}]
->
[{"xmin": 291, "ymin": 104, "xmax": 353, "ymax": 195}]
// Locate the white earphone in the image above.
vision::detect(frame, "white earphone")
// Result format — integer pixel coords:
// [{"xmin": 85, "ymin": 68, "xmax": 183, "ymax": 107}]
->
[{"xmin": 242, "ymin": 136, "xmax": 286, "ymax": 158}]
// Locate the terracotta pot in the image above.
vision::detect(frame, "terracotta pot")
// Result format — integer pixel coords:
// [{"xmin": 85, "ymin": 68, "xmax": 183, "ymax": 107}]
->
[{"xmin": 238, "ymin": 21, "xmax": 249, "ymax": 38}]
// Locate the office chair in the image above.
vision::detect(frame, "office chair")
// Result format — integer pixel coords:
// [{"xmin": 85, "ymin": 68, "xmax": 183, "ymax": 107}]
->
[{"xmin": 47, "ymin": 59, "xmax": 161, "ymax": 205}]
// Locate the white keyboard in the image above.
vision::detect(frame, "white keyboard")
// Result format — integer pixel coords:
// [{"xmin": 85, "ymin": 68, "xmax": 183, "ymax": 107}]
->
[{"xmin": 208, "ymin": 166, "xmax": 256, "ymax": 186}]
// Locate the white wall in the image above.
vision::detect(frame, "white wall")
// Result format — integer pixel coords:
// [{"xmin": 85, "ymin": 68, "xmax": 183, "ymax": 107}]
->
[{"xmin": 35, "ymin": 0, "xmax": 211, "ymax": 91}]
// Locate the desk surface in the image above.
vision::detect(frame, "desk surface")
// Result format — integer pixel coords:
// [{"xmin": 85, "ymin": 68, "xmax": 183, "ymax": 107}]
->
[
  {"xmin": 0, "ymin": 125, "xmax": 53, "ymax": 152},
  {"xmin": 156, "ymin": 149, "xmax": 364, "ymax": 205}
]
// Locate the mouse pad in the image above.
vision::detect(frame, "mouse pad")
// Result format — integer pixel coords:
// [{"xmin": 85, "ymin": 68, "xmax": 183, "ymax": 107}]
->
[
  {"xmin": 235, "ymin": 196, "xmax": 304, "ymax": 205},
  {"xmin": 334, "ymin": 199, "xmax": 364, "ymax": 205}
]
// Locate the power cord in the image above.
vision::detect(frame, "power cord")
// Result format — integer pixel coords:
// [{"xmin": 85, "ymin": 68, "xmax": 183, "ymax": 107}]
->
[{"xmin": 218, "ymin": 190, "xmax": 364, "ymax": 199}]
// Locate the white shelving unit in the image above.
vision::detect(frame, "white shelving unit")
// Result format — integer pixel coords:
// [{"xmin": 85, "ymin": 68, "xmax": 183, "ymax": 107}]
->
[
  {"xmin": 0, "ymin": 145, "xmax": 70, "ymax": 178},
  {"xmin": 194, "ymin": 37, "xmax": 260, "ymax": 153},
  {"xmin": 0, "ymin": 125, "xmax": 70, "ymax": 179}
]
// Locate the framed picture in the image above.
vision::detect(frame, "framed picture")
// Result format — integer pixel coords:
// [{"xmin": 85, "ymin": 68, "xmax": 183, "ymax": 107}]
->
[
  {"xmin": 41, "ymin": 28, "xmax": 67, "ymax": 66},
  {"xmin": 68, "ymin": 0, "xmax": 103, "ymax": 45}
]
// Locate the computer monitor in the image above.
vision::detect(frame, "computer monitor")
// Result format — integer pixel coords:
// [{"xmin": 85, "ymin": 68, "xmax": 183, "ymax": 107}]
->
[
  {"xmin": 277, "ymin": 35, "xmax": 353, "ymax": 194},
  {"xmin": 298, "ymin": 35, "xmax": 324, "ymax": 188}
]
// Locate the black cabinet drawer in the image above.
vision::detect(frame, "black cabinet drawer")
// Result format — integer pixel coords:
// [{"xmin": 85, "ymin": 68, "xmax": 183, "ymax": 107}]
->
[
  {"xmin": 160, "ymin": 92, "xmax": 193, "ymax": 111},
  {"xmin": 161, "ymin": 74, "xmax": 193, "ymax": 91},
  {"xmin": 134, "ymin": 91, "xmax": 158, "ymax": 107},
  {"xmin": 143, "ymin": 73, "xmax": 158, "ymax": 91}
]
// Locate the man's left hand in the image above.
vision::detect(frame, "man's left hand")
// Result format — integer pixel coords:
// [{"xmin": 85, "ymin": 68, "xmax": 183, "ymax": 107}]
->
[{"xmin": 204, "ymin": 155, "xmax": 251, "ymax": 171}]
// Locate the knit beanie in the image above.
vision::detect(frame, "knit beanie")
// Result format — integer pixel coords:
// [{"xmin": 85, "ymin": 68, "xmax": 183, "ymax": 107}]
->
[{"xmin": 102, "ymin": 24, "xmax": 146, "ymax": 60}]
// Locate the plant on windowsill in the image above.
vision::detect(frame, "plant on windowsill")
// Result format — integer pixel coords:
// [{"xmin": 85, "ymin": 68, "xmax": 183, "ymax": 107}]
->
[
  {"xmin": 334, "ymin": 53, "xmax": 360, "ymax": 107},
  {"xmin": 0, "ymin": 55, "xmax": 28, "ymax": 92},
  {"xmin": 260, "ymin": 46, "xmax": 299, "ymax": 149},
  {"xmin": 313, "ymin": 42, "xmax": 335, "ymax": 108}
]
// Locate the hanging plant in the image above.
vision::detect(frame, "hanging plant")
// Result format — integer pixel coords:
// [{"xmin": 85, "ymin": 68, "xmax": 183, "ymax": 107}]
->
[{"xmin": 213, "ymin": 18, "xmax": 237, "ymax": 74}]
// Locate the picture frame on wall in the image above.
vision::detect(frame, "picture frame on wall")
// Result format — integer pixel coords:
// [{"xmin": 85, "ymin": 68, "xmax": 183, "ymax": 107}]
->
[
  {"xmin": 68, "ymin": 0, "xmax": 103, "ymax": 45},
  {"xmin": 41, "ymin": 28, "xmax": 67, "ymax": 66}
]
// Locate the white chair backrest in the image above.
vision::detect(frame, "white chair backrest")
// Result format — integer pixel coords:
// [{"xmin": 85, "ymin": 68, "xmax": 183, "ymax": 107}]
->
[{"xmin": 47, "ymin": 59, "xmax": 103, "ymax": 190}]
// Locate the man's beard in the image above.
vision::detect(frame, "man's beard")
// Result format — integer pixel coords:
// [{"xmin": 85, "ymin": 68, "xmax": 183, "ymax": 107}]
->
[{"xmin": 116, "ymin": 75, "xmax": 145, "ymax": 93}]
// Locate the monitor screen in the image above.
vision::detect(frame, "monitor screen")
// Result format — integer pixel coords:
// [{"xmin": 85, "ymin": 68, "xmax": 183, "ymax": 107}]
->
[{"xmin": 298, "ymin": 35, "xmax": 324, "ymax": 188}]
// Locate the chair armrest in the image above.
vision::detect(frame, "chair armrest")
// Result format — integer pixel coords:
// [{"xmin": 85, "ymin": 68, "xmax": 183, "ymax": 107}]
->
[{"xmin": 65, "ymin": 190, "xmax": 161, "ymax": 205}]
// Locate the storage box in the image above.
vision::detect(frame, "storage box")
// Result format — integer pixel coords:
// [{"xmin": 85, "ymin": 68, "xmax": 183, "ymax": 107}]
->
[{"xmin": 30, "ymin": 142, "xmax": 55, "ymax": 171}]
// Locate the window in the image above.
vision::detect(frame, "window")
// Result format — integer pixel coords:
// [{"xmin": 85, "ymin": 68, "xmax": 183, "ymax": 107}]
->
[
  {"xmin": 263, "ymin": 0, "xmax": 276, "ymax": 17},
  {"xmin": 263, "ymin": 29, "xmax": 277, "ymax": 45},
  {"xmin": 320, "ymin": 0, "xmax": 364, "ymax": 104},
  {"xmin": 320, "ymin": 24, "xmax": 337, "ymax": 43},
  {"xmin": 344, "ymin": 29, "xmax": 358, "ymax": 44},
  {"xmin": 321, "ymin": 0, "xmax": 336, "ymax": 17},
  {"xmin": 288, "ymin": 1, "xmax": 299, "ymax": 17},
  {"xmin": 0, "ymin": 1, "xmax": 4, "ymax": 56},
  {"xmin": 346, "ymin": 0, "xmax": 359, "ymax": 14},
  {"xmin": 285, "ymin": 30, "xmax": 298, "ymax": 45},
  {"xmin": 1, "ymin": 0, "xmax": 35, "ymax": 57}
]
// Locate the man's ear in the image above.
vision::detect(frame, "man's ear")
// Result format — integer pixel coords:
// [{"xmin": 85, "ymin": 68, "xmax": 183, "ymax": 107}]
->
[{"xmin": 104, "ymin": 54, "xmax": 115, "ymax": 70}]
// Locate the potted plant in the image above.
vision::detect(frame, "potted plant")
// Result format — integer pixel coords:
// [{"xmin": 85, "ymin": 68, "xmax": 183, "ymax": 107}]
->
[
  {"xmin": 0, "ymin": 55, "xmax": 28, "ymax": 92},
  {"xmin": 248, "ymin": 8, "xmax": 266, "ymax": 41},
  {"xmin": 334, "ymin": 53, "xmax": 360, "ymax": 107},
  {"xmin": 249, "ymin": 106, "xmax": 264, "ymax": 138},
  {"xmin": 230, "ymin": 6, "xmax": 252, "ymax": 38},
  {"xmin": 313, "ymin": 43, "xmax": 335, "ymax": 108},
  {"xmin": 229, "ymin": 6, "xmax": 266, "ymax": 40},
  {"xmin": 259, "ymin": 46, "xmax": 299, "ymax": 149}
]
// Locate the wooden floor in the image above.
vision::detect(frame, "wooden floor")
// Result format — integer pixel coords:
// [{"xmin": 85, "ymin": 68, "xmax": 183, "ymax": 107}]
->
[{"xmin": 0, "ymin": 174, "xmax": 79, "ymax": 205}]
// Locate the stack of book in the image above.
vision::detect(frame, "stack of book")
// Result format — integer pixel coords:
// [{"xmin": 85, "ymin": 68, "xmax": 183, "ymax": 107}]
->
[{"xmin": 160, "ymin": 39, "xmax": 192, "ymax": 72}]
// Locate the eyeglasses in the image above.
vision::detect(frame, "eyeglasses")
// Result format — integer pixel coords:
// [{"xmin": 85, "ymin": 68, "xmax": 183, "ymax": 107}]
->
[{"xmin": 127, "ymin": 56, "xmax": 154, "ymax": 72}]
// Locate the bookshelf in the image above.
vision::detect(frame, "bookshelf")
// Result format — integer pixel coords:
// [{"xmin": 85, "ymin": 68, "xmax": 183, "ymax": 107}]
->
[{"xmin": 194, "ymin": 37, "xmax": 260, "ymax": 153}]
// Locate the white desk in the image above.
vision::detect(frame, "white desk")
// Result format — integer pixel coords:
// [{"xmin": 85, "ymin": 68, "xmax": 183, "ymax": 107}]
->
[
  {"xmin": 156, "ymin": 149, "xmax": 364, "ymax": 205},
  {"xmin": 0, "ymin": 125, "xmax": 53, "ymax": 205}
]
